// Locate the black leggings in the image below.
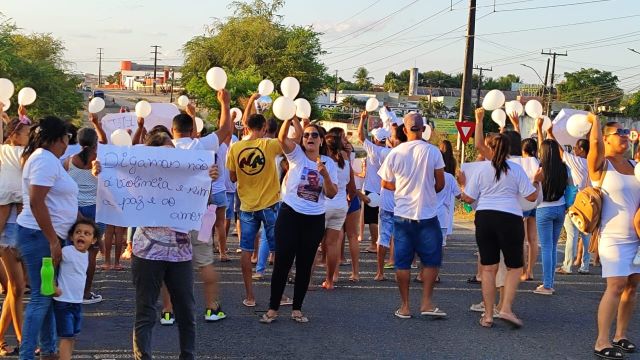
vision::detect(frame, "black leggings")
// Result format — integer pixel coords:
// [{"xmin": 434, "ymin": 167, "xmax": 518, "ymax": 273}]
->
[
  {"xmin": 269, "ymin": 203, "xmax": 325, "ymax": 311},
  {"xmin": 474, "ymin": 210, "xmax": 525, "ymax": 268}
]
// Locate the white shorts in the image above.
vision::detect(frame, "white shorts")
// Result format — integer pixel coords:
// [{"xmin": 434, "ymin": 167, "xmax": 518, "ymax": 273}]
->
[{"xmin": 325, "ymin": 208, "xmax": 348, "ymax": 231}]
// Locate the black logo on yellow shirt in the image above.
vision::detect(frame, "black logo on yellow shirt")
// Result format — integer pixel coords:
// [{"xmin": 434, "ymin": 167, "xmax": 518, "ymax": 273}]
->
[{"xmin": 238, "ymin": 147, "xmax": 266, "ymax": 175}]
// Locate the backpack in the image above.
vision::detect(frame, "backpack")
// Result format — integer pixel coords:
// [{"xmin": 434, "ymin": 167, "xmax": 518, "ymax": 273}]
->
[{"xmin": 567, "ymin": 164, "xmax": 607, "ymax": 253}]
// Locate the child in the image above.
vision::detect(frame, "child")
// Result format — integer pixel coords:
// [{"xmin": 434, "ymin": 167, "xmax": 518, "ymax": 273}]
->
[{"xmin": 53, "ymin": 219, "xmax": 100, "ymax": 360}]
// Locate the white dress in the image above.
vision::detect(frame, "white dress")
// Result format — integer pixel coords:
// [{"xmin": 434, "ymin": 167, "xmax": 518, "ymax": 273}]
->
[{"xmin": 598, "ymin": 160, "xmax": 640, "ymax": 278}]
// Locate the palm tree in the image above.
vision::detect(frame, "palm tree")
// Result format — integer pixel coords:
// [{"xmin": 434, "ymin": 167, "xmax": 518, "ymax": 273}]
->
[{"xmin": 353, "ymin": 67, "xmax": 373, "ymax": 91}]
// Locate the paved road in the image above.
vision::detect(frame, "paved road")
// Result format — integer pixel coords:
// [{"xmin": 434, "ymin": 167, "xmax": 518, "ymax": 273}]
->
[{"xmin": 0, "ymin": 219, "xmax": 630, "ymax": 359}]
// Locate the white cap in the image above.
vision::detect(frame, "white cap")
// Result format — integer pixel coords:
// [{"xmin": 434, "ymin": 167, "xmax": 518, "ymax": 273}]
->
[{"xmin": 371, "ymin": 127, "xmax": 391, "ymax": 142}]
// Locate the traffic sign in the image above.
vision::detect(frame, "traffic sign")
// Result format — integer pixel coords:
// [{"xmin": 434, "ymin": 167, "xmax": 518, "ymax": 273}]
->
[
  {"xmin": 455, "ymin": 121, "xmax": 475, "ymax": 144},
  {"xmin": 630, "ymin": 130, "xmax": 638, "ymax": 142}
]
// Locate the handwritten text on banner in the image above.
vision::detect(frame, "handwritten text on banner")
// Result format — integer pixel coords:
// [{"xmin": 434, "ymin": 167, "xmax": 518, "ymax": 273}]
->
[{"xmin": 96, "ymin": 145, "xmax": 214, "ymax": 230}]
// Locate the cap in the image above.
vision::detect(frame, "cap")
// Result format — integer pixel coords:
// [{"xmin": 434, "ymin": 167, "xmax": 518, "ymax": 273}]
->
[
  {"xmin": 403, "ymin": 112, "xmax": 424, "ymax": 131},
  {"xmin": 370, "ymin": 127, "xmax": 391, "ymax": 142}
]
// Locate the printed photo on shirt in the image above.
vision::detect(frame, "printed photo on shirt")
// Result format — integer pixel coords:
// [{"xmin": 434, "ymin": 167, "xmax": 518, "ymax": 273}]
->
[{"xmin": 296, "ymin": 167, "xmax": 323, "ymax": 202}]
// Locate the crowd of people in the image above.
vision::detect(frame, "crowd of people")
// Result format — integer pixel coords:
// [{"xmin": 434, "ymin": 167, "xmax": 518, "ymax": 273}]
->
[{"xmin": 0, "ymin": 83, "xmax": 639, "ymax": 359}]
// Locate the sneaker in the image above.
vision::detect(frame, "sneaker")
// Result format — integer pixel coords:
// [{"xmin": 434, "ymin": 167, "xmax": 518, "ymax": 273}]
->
[
  {"xmin": 204, "ymin": 307, "xmax": 226, "ymax": 322},
  {"xmin": 160, "ymin": 311, "xmax": 175, "ymax": 326},
  {"xmin": 82, "ymin": 292, "xmax": 103, "ymax": 305}
]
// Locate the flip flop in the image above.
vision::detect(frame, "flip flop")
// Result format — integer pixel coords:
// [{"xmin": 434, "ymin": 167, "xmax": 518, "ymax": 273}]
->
[
  {"xmin": 242, "ymin": 299, "xmax": 256, "ymax": 307},
  {"xmin": 374, "ymin": 276, "xmax": 387, "ymax": 282},
  {"xmin": 348, "ymin": 277, "xmax": 360, "ymax": 283},
  {"xmin": 394, "ymin": 309, "xmax": 411, "ymax": 319},
  {"xmin": 479, "ymin": 316, "xmax": 493, "ymax": 328},
  {"xmin": 291, "ymin": 313, "xmax": 309, "ymax": 323},
  {"xmin": 259, "ymin": 313, "xmax": 277, "ymax": 324},
  {"xmin": 594, "ymin": 347, "xmax": 624, "ymax": 359},
  {"xmin": 420, "ymin": 308, "xmax": 447, "ymax": 318},
  {"xmin": 613, "ymin": 339, "xmax": 637, "ymax": 353},
  {"xmin": 497, "ymin": 313, "xmax": 523, "ymax": 329}
]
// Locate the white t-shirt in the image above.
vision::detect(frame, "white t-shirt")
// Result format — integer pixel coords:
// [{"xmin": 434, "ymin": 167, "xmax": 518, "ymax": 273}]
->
[
  {"xmin": 210, "ymin": 143, "xmax": 227, "ymax": 195},
  {"xmin": 380, "ymin": 188, "xmax": 395, "ymax": 213},
  {"xmin": 378, "ymin": 140, "xmax": 445, "ymax": 220},
  {"xmin": 224, "ymin": 136, "xmax": 238, "ymax": 193},
  {"xmin": 362, "ymin": 139, "xmax": 388, "ymax": 194},
  {"xmin": 54, "ymin": 246, "xmax": 88, "ymax": 303},
  {"xmin": 325, "ymin": 159, "xmax": 350, "ymax": 211},
  {"xmin": 282, "ymin": 145, "xmax": 338, "ymax": 215},
  {"xmin": 173, "ymin": 133, "xmax": 219, "ymax": 152},
  {"xmin": 17, "ymin": 148, "xmax": 79, "ymax": 238},
  {"xmin": 0, "ymin": 144, "xmax": 24, "ymax": 203},
  {"xmin": 464, "ymin": 161, "xmax": 536, "ymax": 217},
  {"xmin": 436, "ymin": 173, "xmax": 461, "ymax": 231},
  {"xmin": 563, "ymin": 152, "xmax": 588, "ymax": 190}
]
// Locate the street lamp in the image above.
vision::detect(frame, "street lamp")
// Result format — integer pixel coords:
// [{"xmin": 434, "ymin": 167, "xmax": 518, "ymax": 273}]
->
[{"xmin": 520, "ymin": 64, "xmax": 545, "ymax": 84}]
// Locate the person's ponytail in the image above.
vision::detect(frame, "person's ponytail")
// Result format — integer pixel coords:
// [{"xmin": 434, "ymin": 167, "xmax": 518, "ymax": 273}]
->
[{"xmin": 489, "ymin": 134, "xmax": 511, "ymax": 180}]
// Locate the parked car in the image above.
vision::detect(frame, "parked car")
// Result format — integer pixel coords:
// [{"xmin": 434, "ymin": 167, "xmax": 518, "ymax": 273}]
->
[{"xmin": 92, "ymin": 90, "xmax": 105, "ymax": 99}]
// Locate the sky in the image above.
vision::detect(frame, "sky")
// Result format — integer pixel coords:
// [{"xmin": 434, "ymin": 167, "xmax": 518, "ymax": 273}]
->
[{"xmin": 3, "ymin": 0, "xmax": 640, "ymax": 93}]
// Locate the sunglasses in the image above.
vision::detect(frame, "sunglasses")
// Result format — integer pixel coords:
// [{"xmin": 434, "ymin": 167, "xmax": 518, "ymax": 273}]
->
[
  {"xmin": 604, "ymin": 128, "xmax": 630, "ymax": 137},
  {"xmin": 303, "ymin": 132, "xmax": 320, "ymax": 139}
]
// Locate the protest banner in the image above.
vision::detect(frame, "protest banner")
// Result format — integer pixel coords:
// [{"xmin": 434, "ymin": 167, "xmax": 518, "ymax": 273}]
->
[
  {"xmin": 96, "ymin": 145, "xmax": 214, "ymax": 231},
  {"xmin": 101, "ymin": 103, "xmax": 180, "ymax": 143}
]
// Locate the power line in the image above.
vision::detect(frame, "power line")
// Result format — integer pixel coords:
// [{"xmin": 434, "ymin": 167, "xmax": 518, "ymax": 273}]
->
[
  {"xmin": 329, "ymin": 0, "xmax": 383, "ymax": 31},
  {"xmin": 541, "ymin": 50, "xmax": 567, "ymax": 114},
  {"xmin": 151, "ymin": 45, "xmax": 161, "ymax": 95},
  {"xmin": 474, "ymin": 65, "xmax": 492, "ymax": 107},
  {"xmin": 490, "ymin": 0, "xmax": 611, "ymax": 12}
]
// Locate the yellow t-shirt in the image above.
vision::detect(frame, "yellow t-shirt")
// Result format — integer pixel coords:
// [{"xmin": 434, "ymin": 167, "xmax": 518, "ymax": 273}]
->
[{"xmin": 226, "ymin": 138, "xmax": 283, "ymax": 212}]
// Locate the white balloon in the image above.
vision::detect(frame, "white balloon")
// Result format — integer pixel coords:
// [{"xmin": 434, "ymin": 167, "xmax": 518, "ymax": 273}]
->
[
  {"xmin": 635, "ymin": 163, "xmax": 640, "ymax": 183},
  {"xmin": 206, "ymin": 67, "xmax": 227, "ymax": 90},
  {"xmin": 367, "ymin": 193, "xmax": 381, "ymax": 208},
  {"xmin": 379, "ymin": 108, "xmax": 389, "ymax": 122},
  {"xmin": 177, "ymin": 95, "xmax": 189, "ymax": 107},
  {"xmin": 566, "ymin": 114, "xmax": 592, "ymax": 138},
  {"xmin": 272, "ymin": 97, "xmax": 296, "ymax": 121},
  {"xmin": 365, "ymin": 98, "xmax": 379, "ymax": 112},
  {"xmin": 88, "ymin": 97, "xmax": 105, "ymax": 113},
  {"xmin": 422, "ymin": 124, "xmax": 432, "ymax": 141},
  {"xmin": 491, "ymin": 109, "xmax": 507, "ymax": 128},
  {"xmin": 542, "ymin": 115, "xmax": 552, "ymax": 132},
  {"xmin": 17, "ymin": 87, "xmax": 36, "ymax": 106},
  {"xmin": 505, "ymin": 100, "xmax": 524, "ymax": 116},
  {"xmin": 0, "ymin": 79, "xmax": 15, "ymax": 100},
  {"xmin": 294, "ymin": 98, "xmax": 311, "ymax": 119},
  {"xmin": 525, "ymin": 100, "xmax": 543, "ymax": 119},
  {"xmin": 1, "ymin": 99, "xmax": 9, "ymax": 112},
  {"xmin": 280, "ymin": 77, "xmax": 300, "ymax": 99},
  {"xmin": 258, "ymin": 79, "xmax": 275, "ymax": 96},
  {"xmin": 110, "ymin": 129, "xmax": 132, "ymax": 146},
  {"xmin": 481, "ymin": 89, "xmax": 505, "ymax": 111},
  {"xmin": 135, "ymin": 101, "xmax": 152, "ymax": 118},
  {"xmin": 195, "ymin": 117, "xmax": 204, "ymax": 133}
]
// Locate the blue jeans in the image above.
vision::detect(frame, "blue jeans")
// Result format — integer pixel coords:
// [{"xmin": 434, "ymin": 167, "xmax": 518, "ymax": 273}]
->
[
  {"xmin": 238, "ymin": 205, "xmax": 278, "ymax": 252},
  {"xmin": 561, "ymin": 213, "xmax": 591, "ymax": 273},
  {"xmin": 256, "ymin": 203, "xmax": 280, "ymax": 275},
  {"xmin": 393, "ymin": 216, "xmax": 442, "ymax": 270},
  {"xmin": 17, "ymin": 226, "xmax": 57, "ymax": 359},
  {"xmin": 536, "ymin": 205, "xmax": 566, "ymax": 289}
]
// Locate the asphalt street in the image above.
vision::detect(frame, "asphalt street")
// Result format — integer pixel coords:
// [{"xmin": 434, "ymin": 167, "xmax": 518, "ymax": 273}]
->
[{"xmin": 0, "ymin": 219, "xmax": 633, "ymax": 359}]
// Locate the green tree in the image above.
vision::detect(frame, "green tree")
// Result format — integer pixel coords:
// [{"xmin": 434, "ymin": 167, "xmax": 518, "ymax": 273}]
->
[
  {"xmin": 353, "ymin": 67, "xmax": 373, "ymax": 91},
  {"xmin": 0, "ymin": 17, "xmax": 82, "ymax": 120},
  {"xmin": 341, "ymin": 96, "xmax": 366, "ymax": 110},
  {"xmin": 483, "ymin": 74, "xmax": 520, "ymax": 91},
  {"xmin": 181, "ymin": 0, "xmax": 326, "ymax": 114},
  {"xmin": 418, "ymin": 98, "xmax": 445, "ymax": 118},
  {"xmin": 106, "ymin": 71, "xmax": 121, "ymax": 85},
  {"xmin": 622, "ymin": 91, "xmax": 640, "ymax": 117},
  {"xmin": 557, "ymin": 68, "xmax": 623, "ymax": 110}
]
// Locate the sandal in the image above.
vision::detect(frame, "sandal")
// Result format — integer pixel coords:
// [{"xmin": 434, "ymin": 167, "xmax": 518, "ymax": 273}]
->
[
  {"xmin": 420, "ymin": 307, "xmax": 447, "ymax": 318},
  {"xmin": 394, "ymin": 309, "xmax": 411, "ymax": 319},
  {"xmin": 0, "ymin": 342, "xmax": 15, "ymax": 356},
  {"xmin": 479, "ymin": 316, "xmax": 493, "ymax": 328},
  {"xmin": 291, "ymin": 313, "xmax": 309, "ymax": 323},
  {"xmin": 613, "ymin": 339, "xmax": 636, "ymax": 353},
  {"xmin": 594, "ymin": 347, "xmax": 624, "ymax": 359},
  {"xmin": 259, "ymin": 313, "xmax": 277, "ymax": 324},
  {"xmin": 242, "ymin": 299, "xmax": 256, "ymax": 307}
]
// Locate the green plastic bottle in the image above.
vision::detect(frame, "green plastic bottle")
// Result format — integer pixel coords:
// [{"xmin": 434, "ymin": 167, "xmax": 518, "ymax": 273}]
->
[
  {"xmin": 40, "ymin": 257, "xmax": 55, "ymax": 296},
  {"xmin": 463, "ymin": 203, "xmax": 473, "ymax": 213}
]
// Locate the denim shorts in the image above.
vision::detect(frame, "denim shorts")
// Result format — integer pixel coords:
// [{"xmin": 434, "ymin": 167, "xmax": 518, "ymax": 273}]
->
[
  {"xmin": 239, "ymin": 205, "xmax": 277, "ymax": 252},
  {"xmin": 225, "ymin": 192, "xmax": 236, "ymax": 219},
  {"xmin": 393, "ymin": 216, "xmax": 442, "ymax": 270},
  {"xmin": 209, "ymin": 191, "xmax": 228, "ymax": 208},
  {"xmin": 522, "ymin": 208, "xmax": 536, "ymax": 218},
  {"xmin": 54, "ymin": 301, "xmax": 82, "ymax": 338},
  {"xmin": 378, "ymin": 210, "xmax": 394, "ymax": 248},
  {"xmin": 0, "ymin": 223, "xmax": 18, "ymax": 248}
]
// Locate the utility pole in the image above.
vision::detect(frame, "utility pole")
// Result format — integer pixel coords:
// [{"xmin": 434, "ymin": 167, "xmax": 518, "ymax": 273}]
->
[
  {"xmin": 473, "ymin": 65, "xmax": 492, "ymax": 107},
  {"xmin": 458, "ymin": 0, "xmax": 476, "ymax": 164},
  {"xmin": 334, "ymin": 70, "xmax": 339, "ymax": 104},
  {"xmin": 151, "ymin": 45, "xmax": 161, "ymax": 95},
  {"xmin": 541, "ymin": 50, "xmax": 567, "ymax": 116},
  {"xmin": 97, "ymin": 48, "xmax": 103, "ymax": 88},
  {"xmin": 169, "ymin": 68, "xmax": 175, "ymax": 103}
]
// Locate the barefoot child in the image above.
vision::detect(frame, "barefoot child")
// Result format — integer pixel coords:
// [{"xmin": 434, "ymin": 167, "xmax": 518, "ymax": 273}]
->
[{"xmin": 53, "ymin": 219, "xmax": 100, "ymax": 360}]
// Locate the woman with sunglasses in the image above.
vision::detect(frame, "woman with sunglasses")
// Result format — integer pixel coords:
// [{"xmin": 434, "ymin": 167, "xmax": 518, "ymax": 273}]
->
[
  {"xmin": 588, "ymin": 116, "xmax": 640, "ymax": 360},
  {"xmin": 17, "ymin": 116, "xmax": 78, "ymax": 359},
  {"xmin": 261, "ymin": 118, "xmax": 338, "ymax": 323},
  {"xmin": 0, "ymin": 105, "xmax": 31, "ymax": 355}
]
